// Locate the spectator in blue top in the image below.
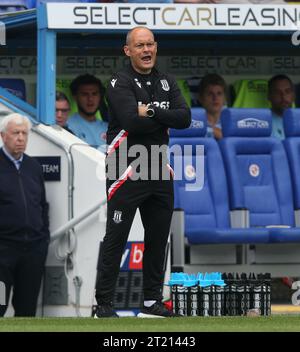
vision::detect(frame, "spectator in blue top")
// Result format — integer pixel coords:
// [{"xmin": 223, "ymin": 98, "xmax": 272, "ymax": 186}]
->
[
  {"xmin": 268, "ymin": 74, "xmax": 295, "ymax": 140},
  {"xmin": 198, "ymin": 73, "xmax": 227, "ymax": 140},
  {"xmin": 68, "ymin": 74, "xmax": 108, "ymax": 151}
]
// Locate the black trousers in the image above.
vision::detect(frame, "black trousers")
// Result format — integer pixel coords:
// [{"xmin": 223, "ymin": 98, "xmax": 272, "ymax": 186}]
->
[
  {"xmin": 0, "ymin": 239, "xmax": 48, "ymax": 317},
  {"xmin": 96, "ymin": 178, "xmax": 173, "ymax": 305}
]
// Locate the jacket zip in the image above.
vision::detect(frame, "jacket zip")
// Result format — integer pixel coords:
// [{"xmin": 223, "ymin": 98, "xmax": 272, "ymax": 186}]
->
[{"xmin": 17, "ymin": 170, "xmax": 29, "ymax": 241}]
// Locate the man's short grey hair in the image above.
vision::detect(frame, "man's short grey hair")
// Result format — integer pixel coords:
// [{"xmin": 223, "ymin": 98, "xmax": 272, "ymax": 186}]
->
[{"xmin": 0, "ymin": 113, "xmax": 32, "ymax": 133}]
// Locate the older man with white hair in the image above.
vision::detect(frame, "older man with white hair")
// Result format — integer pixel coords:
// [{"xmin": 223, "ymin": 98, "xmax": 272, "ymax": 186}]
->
[{"xmin": 0, "ymin": 113, "xmax": 49, "ymax": 317}]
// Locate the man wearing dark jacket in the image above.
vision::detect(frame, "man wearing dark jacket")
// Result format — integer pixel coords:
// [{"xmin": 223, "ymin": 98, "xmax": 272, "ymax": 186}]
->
[
  {"xmin": 0, "ymin": 113, "xmax": 49, "ymax": 317},
  {"xmin": 94, "ymin": 26, "xmax": 191, "ymax": 318}
]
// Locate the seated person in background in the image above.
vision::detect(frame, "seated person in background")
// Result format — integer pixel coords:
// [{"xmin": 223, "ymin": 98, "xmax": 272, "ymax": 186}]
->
[
  {"xmin": 198, "ymin": 73, "xmax": 227, "ymax": 140},
  {"xmin": 268, "ymin": 74, "xmax": 295, "ymax": 140},
  {"xmin": 55, "ymin": 91, "xmax": 72, "ymax": 133},
  {"xmin": 68, "ymin": 74, "xmax": 108, "ymax": 150}
]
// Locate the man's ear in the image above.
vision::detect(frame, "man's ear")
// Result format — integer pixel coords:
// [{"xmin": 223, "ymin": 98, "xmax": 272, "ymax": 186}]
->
[{"xmin": 124, "ymin": 45, "xmax": 130, "ymax": 57}]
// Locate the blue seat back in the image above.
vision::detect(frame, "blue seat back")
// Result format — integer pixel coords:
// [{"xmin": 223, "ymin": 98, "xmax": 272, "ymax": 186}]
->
[
  {"xmin": 219, "ymin": 108, "xmax": 295, "ymax": 227},
  {"xmin": 0, "ymin": 78, "xmax": 26, "ymax": 101},
  {"xmin": 283, "ymin": 109, "xmax": 300, "ymax": 210},
  {"xmin": 169, "ymin": 108, "xmax": 231, "ymax": 237}
]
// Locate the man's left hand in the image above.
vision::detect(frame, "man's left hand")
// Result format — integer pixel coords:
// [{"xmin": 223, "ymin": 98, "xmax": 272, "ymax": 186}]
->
[{"xmin": 138, "ymin": 104, "xmax": 148, "ymax": 118}]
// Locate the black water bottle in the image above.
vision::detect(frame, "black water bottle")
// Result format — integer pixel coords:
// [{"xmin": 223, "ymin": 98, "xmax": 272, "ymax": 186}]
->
[
  {"xmin": 236, "ymin": 273, "xmax": 244, "ymax": 316},
  {"xmin": 215, "ymin": 284, "xmax": 225, "ymax": 317},
  {"xmin": 257, "ymin": 274, "xmax": 265, "ymax": 315},
  {"xmin": 222, "ymin": 273, "xmax": 229, "ymax": 315},
  {"xmin": 186, "ymin": 284, "xmax": 199, "ymax": 316},
  {"xmin": 209, "ymin": 284, "xmax": 216, "ymax": 317},
  {"xmin": 252, "ymin": 273, "xmax": 262, "ymax": 315},
  {"xmin": 199, "ymin": 285, "xmax": 210, "ymax": 317},
  {"xmin": 248, "ymin": 272, "xmax": 255, "ymax": 310},
  {"xmin": 171, "ymin": 284, "xmax": 179, "ymax": 315},
  {"xmin": 261, "ymin": 273, "xmax": 271, "ymax": 316},
  {"xmin": 179, "ymin": 285, "xmax": 188, "ymax": 316},
  {"xmin": 241, "ymin": 272, "xmax": 250, "ymax": 315},
  {"xmin": 171, "ymin": 281, "xmax": 186, "ymax": 316},
  {"xmin": 266, "ymin": 273, "xmax": 272, "ymax": 316},
  {"xmin": 224, "ymin": 273, "xmax": 237, "ymax": 316}
]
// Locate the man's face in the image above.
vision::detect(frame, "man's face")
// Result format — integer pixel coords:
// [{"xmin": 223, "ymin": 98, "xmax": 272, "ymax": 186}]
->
[
  {"xmin": 74, "ymin": 84, "xmax": 101, "ymax": 119},
  {"xmin": 56, "ymin": 99, "xmax": 70, "ymax": 127},
  {"xmin": 268, "ymin": 79, "xmax": 295, "ymax": 115},
  {"xmin": 199, "ymin": 84, "xmax": 226, "ymax": 116},
  {"xmin": 124, "ymin": 28, "xmax": 157, "ymax": 74},
  {"xmin": 1, "ymin": 121, "xmax": 28, "ymax": 159}
]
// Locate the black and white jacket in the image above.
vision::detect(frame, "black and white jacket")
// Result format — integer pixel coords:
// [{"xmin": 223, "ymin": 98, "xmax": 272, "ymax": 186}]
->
[{"xmin": 105, "ymin": 64, "xmax": 191, "ymax": 178}]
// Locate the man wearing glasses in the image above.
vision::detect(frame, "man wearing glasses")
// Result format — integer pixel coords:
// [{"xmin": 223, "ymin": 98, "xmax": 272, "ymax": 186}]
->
[{"xmin": 55, "ymin": 91, "xmax": 73, "ymax": 133}]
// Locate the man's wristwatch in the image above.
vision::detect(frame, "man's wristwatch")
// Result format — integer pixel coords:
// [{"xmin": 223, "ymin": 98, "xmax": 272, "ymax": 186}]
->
[{"xmin": 146, "ymin": 104, "xmax": 155, "ymax": 118}]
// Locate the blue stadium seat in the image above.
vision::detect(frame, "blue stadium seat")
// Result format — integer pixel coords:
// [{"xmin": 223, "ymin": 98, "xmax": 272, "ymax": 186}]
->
[
  {"xmin": 284, "ymin": 109, "xmax": 300, "ymax": 215},
  {"xmin": 169, "ymin": 107, "xmax": 269, "ymax": 246},
  {"xmin": 219, "ymin": 108, "xmax": 300, "ymax": 243},
  {"xmin": 0, "ymin": 78, "xmax": 26, "ymax": 101},
  {"xmin": 24, "ymin": 0, "xmax": 36, "ymax": 8}
]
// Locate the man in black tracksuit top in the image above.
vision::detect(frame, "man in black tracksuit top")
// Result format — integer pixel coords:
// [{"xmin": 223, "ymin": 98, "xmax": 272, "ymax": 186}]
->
[{"xmin": 95, "ymin": 26, "xmax": 191, "ymax": 318}]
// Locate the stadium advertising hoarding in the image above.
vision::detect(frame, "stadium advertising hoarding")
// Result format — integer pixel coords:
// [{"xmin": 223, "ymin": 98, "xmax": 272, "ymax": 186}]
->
[
  {"xmin": 46, "ymin": 3, "xmax": 300, "ymax": 31},
  {"xmin": 120, "ymin": 242, "xmax": 144, "ymax": 271},
  {"xmin": 2, "ymin": 55, "xmax": 300, "ymax": 76}
]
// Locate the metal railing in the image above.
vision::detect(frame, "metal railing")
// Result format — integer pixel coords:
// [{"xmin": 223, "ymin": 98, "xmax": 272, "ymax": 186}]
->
[{"xmin": 50, "ymin": 198, "xmax": 106, "ymax": 242}]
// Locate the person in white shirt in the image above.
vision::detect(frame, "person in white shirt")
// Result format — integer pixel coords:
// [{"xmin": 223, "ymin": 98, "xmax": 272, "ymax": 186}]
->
[{"xmin": 198, "ymin": 73, "xmax": 227, "ymax": 140}]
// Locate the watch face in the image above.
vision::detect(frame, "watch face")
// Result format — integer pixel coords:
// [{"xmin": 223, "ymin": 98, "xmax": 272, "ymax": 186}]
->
[{"xmin": 147, "ymin": 107, "xmax": 155, "ymax": 118}]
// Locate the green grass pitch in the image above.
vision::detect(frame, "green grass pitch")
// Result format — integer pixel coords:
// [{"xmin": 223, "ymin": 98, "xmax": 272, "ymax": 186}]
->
[{"xmin": 0, "ymin": 315, "xmax": 300, "ymax": 332}]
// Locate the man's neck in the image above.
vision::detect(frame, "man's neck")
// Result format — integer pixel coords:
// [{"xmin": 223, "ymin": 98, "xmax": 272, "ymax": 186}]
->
[
  {"xmin": 271, "ymin": 108, "xmax": 283, "ymax": 118},
  {"xmin": 78, "ymin": 112, "xmax": 96, "ymax": 122},
  {"xmin": 130, "ymin": 63, "xmax": 153, "ymax": 76},
  {"xmin": 207, "ymin": 112, "xmax": 220, "ymax": 126}
]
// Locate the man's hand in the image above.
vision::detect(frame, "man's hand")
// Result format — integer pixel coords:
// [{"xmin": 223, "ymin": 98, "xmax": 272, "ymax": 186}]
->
[
  {"xmin": 138, "ymin": 104, "xmax": 148, "ymax": 118},
  {"xmin": 213, "ymin": 126, "xmax": 223, "ymax": 140}
]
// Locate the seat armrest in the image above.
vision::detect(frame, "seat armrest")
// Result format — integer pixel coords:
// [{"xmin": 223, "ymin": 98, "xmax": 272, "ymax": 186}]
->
[
  {"xmin": 230, "ymin": 209, "xmax": 250, "ymax": 228},
  {"xmin": 170, "ymin": 209, "xmax": 185, "ymax": 271},
  {"xmin": 294, "ymin": 209, "xmax": 300, "ymax": 227}
]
